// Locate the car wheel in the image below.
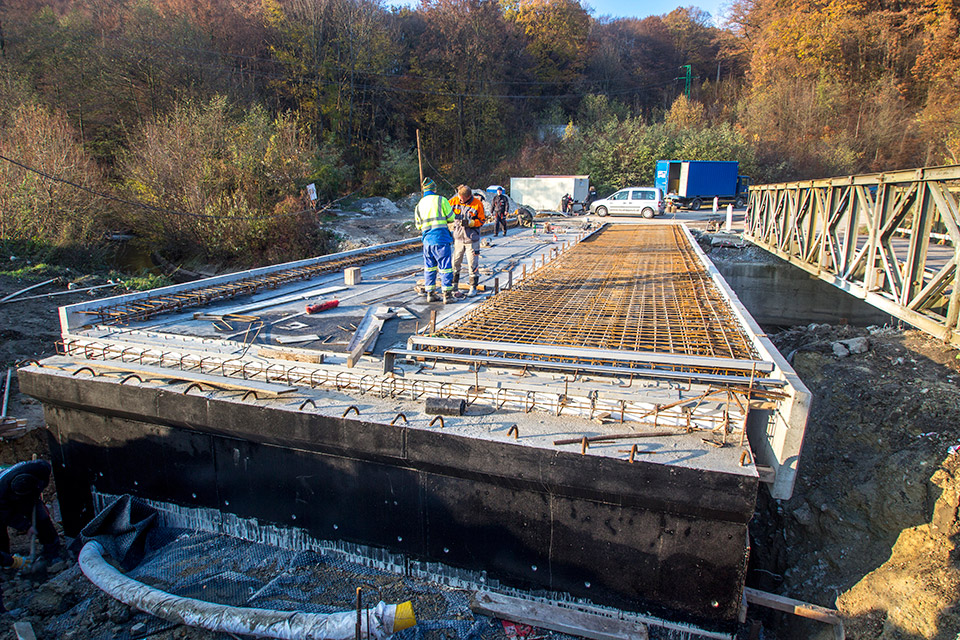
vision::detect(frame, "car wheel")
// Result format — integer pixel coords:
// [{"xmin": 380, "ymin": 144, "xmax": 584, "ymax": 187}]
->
[
  {"xmin": 735, "ymin": 196, "xmax": 745, "ymax": 208},
  {"xmin": 690, "ymin": 198, "xmax": 702, "ymax": 211},
  {"xmin": 641, "ymin": 207, "xmax": 654, "ymax": 219},
  {"xmin": 596, "ymin": 206, "xmax": 607, "ymax": 217}
]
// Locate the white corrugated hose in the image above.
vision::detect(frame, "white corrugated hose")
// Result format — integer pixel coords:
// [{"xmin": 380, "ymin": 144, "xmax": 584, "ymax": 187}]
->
[{"xmin": 79, "ymin": 541, "xmax": 416, "ymax": 639}]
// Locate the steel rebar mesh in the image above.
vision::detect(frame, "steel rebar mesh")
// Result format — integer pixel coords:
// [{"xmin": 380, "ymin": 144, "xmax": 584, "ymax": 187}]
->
[
  {"xmin": 440, "ymin": 225, "xmax": 758, "ymax": 361},
  {"xmin": 84, "ymin": 240, "xmax": 423, "ymax": 326}
]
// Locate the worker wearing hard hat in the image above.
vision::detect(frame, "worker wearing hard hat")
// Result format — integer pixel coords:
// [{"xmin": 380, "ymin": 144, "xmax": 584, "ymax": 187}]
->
[
  {"xmin": 414, "ymin": 178, "xmax": 456, "ymax": 303},
  {"xmin": 449, "ymin": 185, "xmax": 485, "ymax": 297}
]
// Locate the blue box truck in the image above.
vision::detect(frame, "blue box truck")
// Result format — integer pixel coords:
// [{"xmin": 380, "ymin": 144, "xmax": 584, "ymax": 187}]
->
[{"xmin": 654, "ymin": 160, "xmax": 750, "ymax": 211}]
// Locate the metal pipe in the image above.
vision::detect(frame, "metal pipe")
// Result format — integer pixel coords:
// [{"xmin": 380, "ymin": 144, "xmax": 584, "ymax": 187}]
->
[{"xmin": 0, "ymin": 368, "xmax": 11, "ymax": 419}]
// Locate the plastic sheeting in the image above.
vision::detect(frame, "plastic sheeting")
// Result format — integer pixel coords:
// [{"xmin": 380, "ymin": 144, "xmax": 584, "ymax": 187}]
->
[{"xmin": 79, "ymin": 540, "xmax": 413, "ymax": 639}]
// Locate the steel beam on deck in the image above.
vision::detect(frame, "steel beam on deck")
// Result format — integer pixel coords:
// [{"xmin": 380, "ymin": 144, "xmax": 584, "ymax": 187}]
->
[
  {"xmin": 407, "ymin": 336, "xmax": 774, "ymax": 373},
  {"xmin": 386, "ymin": 348, "xmax": 786, "ymax": 387},
  {"xmin": 746, "ymin": 164, "xmax": 960, "ymax": 346}
]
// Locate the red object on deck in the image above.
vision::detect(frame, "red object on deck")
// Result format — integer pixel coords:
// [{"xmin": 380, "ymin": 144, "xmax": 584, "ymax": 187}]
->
[{"xmin": 305, "ymin": 299, "xmax": 339, "ymax": 314}]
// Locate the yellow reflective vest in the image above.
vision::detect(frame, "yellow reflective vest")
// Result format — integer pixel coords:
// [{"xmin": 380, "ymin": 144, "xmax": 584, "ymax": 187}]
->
[{"xmin": 415, "ymin": 194, "xmax": 454, "ymax": 233}]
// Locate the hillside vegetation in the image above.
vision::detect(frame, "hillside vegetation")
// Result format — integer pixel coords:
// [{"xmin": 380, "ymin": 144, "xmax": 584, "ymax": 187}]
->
[{"xmin": 1, "ymin": 0, "xmax": 958, "ymax": 264}]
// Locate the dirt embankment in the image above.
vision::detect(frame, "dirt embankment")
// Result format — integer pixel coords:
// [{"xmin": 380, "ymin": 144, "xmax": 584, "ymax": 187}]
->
[{"xmin": 752, "ymin": 324, "xmax": 960, "ymax": 639}]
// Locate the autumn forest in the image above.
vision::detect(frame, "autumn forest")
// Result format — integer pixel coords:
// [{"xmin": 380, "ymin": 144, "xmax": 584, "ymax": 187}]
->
[{"xmin": 1, "ymin": 0, "xmax": 959, "ymax": 265}]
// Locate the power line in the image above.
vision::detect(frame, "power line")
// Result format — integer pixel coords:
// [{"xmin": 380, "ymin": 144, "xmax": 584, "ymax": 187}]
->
[
  {"xmin": 0, "ymin": 153, "xmax": 330, "ymax": 221},
  {"xmin": 4, "ymin": 32, "xmax": 678, "ymax": 101},
  {"xmin": 422, "ymin": 154, "xmax": 458, "ymax": 191}
]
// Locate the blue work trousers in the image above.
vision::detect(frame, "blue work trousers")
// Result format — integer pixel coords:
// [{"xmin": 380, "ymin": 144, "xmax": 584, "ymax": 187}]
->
[{"xmin": 423, "ymin": 243, "xmax": 454, "ymax": 292}]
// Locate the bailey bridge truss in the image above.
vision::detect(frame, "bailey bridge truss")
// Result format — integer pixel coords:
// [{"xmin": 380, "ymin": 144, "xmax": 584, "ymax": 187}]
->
[{"xmin": 746, "ymin": 164, "xmax": 960, "ymax": 346}]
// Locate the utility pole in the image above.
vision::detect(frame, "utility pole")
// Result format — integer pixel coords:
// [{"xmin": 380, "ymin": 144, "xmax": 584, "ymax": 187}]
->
[
  {"xmin": 416, "ymin": 129, "xmax": 424, "ymax": 186},
  {"xmin": 679, "ymin": 65, "xmax": 692, "ymax": 98}
]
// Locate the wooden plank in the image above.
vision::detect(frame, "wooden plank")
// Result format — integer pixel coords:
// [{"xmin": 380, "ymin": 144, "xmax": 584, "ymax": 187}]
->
[
  {"xmin": 347, "ymin": 327, "xmax": 381, "ymax": 368},
  {"xmin": 193, "ymin": 285, "xmax": 347, "ymax": 318},
  {"xmin": 346, "ymin": 307, "xmax": 379, "ymax": 353},
  {"xmin": 275, "ymin": 334, "xmax": 322, "ymax": 344},
  {"xmin": 257, "ymin": 347, "xmax": 324, "ymax": 364},
  {"xmin": 471, "ymin": 591, "xmax": 648, "ymax": 640},
  {"xmin": 744, "ymin": 587, "xmax": 842, "ymax": 625},
  {"xmin": 77, "ymin": 362, "xmax": 296, "ymax": 397},
  {"xmin": 345, "ymin": 306, "xmax": 386, "ymax": 368},
  {"xmin": 756, "ymin": 465, "xmax": 776, "ymax": 484}
]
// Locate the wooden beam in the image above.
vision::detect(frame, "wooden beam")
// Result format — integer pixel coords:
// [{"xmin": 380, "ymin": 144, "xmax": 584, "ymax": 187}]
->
[
  {"xmin": 257, "ymin": 347, "xmax": 324, "ymax": 364},
  {"xmin": 471, "ymin": 591, "xmax": 649, "ymax": 640},
  {"xmin": 744, "ymin": 587, "xmax": 844, "ymax": 640}
]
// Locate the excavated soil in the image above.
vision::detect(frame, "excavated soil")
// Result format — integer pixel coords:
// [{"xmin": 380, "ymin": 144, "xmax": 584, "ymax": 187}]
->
[{"xmin": 752, "ymin": 324, "xmax": 960, "ymax": 639}]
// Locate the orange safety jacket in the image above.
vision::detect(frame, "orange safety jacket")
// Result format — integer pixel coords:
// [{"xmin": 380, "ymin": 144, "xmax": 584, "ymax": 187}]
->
[{"xmin": 449, "ymin": 194, "xmax": 486, "ymax": 243}]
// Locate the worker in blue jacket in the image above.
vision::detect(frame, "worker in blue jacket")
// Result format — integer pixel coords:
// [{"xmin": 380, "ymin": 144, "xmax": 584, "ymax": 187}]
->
[{"xmin": 414, "ymin": 178, "xmax": 456, "ymax": 304}]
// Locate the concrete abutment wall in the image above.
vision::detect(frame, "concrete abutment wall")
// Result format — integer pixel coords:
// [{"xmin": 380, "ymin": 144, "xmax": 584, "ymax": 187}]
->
[{"xmin": 23, "ymin": 368, "xmax": 755, "ymax": 633}]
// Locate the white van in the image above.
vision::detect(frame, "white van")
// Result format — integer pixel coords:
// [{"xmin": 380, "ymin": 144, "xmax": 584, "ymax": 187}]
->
[{"xmin": 590, "ymin": 187, "xmax": 665, "ymax": 218}]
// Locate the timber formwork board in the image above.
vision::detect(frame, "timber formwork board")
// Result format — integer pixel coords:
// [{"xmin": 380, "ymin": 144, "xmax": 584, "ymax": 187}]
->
[{"xmin": 21, "ymin": 222, "xmax": 810, "ymax": 635}]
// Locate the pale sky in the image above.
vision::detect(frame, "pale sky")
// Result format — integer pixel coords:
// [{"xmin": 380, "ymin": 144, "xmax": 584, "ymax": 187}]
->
[
  {"xmin": 388, "ymin": 1, "xmax": 731, "ymax": 26},
  {"xmin": 586, "ymin": 0, "xmax": 729, "ymax": 23}
]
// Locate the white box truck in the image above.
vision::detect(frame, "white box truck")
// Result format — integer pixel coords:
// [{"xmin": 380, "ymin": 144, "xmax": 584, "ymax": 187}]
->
[{"xmin": 509, "ymin": 175, "xmax": 590, "ymax": 212}]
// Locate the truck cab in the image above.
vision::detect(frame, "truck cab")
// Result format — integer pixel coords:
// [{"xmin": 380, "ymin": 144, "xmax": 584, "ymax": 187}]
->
[
  {"xmin": 736, "ymin": 175, "xmax": 751, "ymax": 206},
  {"xmin": 655, "ymin": 160, "xmax": 749, "ymax": 210}
]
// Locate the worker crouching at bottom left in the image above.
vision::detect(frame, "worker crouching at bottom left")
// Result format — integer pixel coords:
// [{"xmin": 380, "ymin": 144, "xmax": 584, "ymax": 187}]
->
[
  {"xmin": 415, "ymin": 177, "xmax": 457, "ymax": 304},
  {"xmin": 0, "ymin": 460, "xmax": 62, "ymax": 614}
]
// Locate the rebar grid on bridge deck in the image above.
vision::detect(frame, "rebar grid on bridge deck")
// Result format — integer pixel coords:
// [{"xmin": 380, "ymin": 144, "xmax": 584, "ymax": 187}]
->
[
  {"xmin": 81, "ymin": 241, "xmax": 421, "ymax": 326},
  {"xmin": 440, "ymin": 225, "xmax": 758, "ymax": 362}
]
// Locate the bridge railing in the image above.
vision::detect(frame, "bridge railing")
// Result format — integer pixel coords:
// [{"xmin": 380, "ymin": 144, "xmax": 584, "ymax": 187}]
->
[{"xmin": 745, "ymin": 165, "xmax": 960, "ymax": 346}]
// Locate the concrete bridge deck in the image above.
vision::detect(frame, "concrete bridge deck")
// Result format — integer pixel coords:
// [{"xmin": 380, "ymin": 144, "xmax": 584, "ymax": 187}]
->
[{"xmin": 20, "ymin": 221, "xmax": 809, "ymax": 635}]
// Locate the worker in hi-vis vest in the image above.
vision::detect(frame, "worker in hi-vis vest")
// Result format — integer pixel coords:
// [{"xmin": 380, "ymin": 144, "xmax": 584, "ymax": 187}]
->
[{"xmin": 414, "ymin": 178, "xmax": 456, "ymax": 304}]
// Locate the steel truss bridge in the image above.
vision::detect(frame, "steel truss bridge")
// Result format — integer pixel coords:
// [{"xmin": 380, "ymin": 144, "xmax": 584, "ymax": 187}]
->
[{"xmin": 746, "ymin": 165, "xmax": 960, "ymax": 346}]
